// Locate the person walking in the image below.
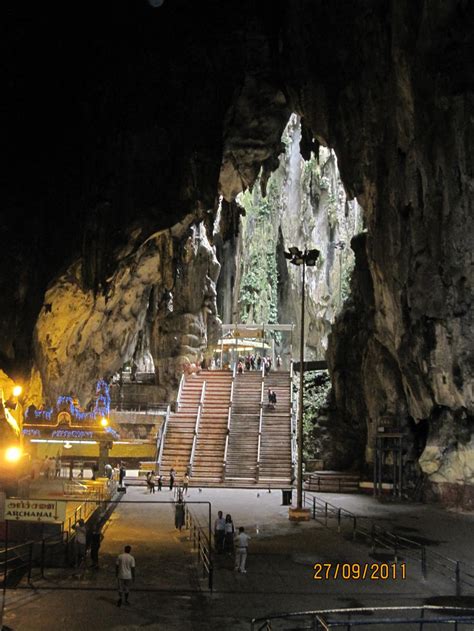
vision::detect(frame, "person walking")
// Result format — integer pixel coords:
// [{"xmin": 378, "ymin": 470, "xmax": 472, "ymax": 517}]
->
[
  {"xmin": 169, "ymin": 467, "xmax": 176, "ymax": 491},
  {"xmin": 224, "ymin": 514, "xmax": 234, "ymax": 554},
  {"xmin": 116, "ymin": 545, "xmax": 135, "ymax": 607},
  {"xmin": 182, "ymin": 473, "xmax": 189, "ymax": 495},
  {"xmin": 89, "ymin": 524, "xmax": 103, "ymax": 569},
  {"xmin": 146, "ymin": 471, "xmax": 155, "ymax": 493},
  {"xmin": 157, "ymin": 475, "xmax": 163, "ymax": 491},
  {"xmin": 105, "ymin": 463, "xmax": 113, "ymax": 480},
  {"xmin": 72, "ymin": 518, "xmax": 87, "ymax": 568},
  {"xmin": 119, "ymin": 464, "xmax": 126, "ymax": 487},
  {"xmin": 234, "ymin": 526, "xmax": 251, "ymax": 573},
  {"xmin": 175, "ymin": 498, "xmax": 185, "ymax": 531},
  {"xmin": 55, "ymin": 454, "xmax": 62, "ymax": 478},
  {"xmin": 214, "ymin": 510, "xmax": 225, "ymax": 553},
  {"xmin": 270, "ymin": 390, "xmax": 277, "ymax": 406}
]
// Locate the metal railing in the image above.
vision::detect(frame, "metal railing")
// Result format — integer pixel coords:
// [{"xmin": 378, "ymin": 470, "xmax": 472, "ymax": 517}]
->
[
  {"xmin": 155, "ymin": 403, "xmax": 171, "ymax": 467},
  {"xmin": 256, "ymin": 379, "xmax": 264, "ymax": 481},
  {"xmin": 184, "ymin": 504, "xmax": 213, "ymax": 591},
  {"xmin": 189, "ymin": 381, "xmax": 206, "ymax": 475},
  {"xmin": 111, "ymin": 401, "xmax": 169, "ymax": 413},
  {"xmin": 223, "ymin": 364, "xmax": 236, "ymax": 480},
  {"xmin": 289, "ymin": 361, "xmax": 296, "ymax": 482},
  {"xmin": 176, "ymin": 372, "xmax": 185, "ymax": 411},
  {"xmin": 251, "ymin": 605, "xmax": 474, "ymax": 629},
  {"xmin": 303, "ymin": 492, "xmax": 474, "ymax": 595},
  {"xmin": 0, "ymin": 532, "xmax": 65, "ymax": 589},
  {"xmin": 303, "ymin": 472, "xmax": 359, "ymax": 493}
]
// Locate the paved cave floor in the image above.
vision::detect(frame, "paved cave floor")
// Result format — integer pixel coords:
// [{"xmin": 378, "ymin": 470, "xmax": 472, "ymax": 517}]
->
[{"xmin": 3, "ymin": 487, "xmax": 474, "ymax": 630}]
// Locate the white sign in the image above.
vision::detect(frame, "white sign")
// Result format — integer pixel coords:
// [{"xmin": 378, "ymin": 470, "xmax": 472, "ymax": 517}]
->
[{"xmin": 5, "ymin": 499, "xmax": 66, "ymax": 523}]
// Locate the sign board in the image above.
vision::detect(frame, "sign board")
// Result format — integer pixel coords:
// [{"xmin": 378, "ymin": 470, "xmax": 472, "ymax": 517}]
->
[
  {"xmin": 233, "ymin": 329, "xmax": 263, "ymax": 339},
  {"xmin": 5, "ymin": 498, "xmax": 66, "ymax": 523}
]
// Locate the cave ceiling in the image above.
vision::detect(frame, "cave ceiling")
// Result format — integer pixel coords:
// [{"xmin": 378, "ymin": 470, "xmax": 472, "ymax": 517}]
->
[{"xmin": 3, "ymin": 0, "xmax": 473, "ymax": 402}]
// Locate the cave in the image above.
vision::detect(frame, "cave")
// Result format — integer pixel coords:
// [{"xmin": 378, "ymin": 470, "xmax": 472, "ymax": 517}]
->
[{"xmin": 2, "ymin": 0, "xmax": 473, "ymax": 515}]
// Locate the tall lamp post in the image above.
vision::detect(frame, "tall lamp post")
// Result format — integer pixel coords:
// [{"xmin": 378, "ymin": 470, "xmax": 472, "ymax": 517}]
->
[{"xmin": 284, "ymin": 246, "xmax": 320, "ymax": 513}]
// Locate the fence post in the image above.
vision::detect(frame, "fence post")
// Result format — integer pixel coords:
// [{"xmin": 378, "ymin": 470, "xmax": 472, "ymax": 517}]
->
[
  {"xmin": 325, "ymin": 503, "xmax": 328, "ymax": 527},
  {"xmin": 209, "ymin": 562, "xmax": 213, "ymax": 592},
  {"xmin": 197, "ymin": 531, "xmax": 201, "ymax": 562},
  {"xmin": 312, "ymin": 496, "xmax": 316, "ymax": 519},
  {"xmin": 421, "ymin": 546, "xmax": 427, "ymax": 580},
  {"xmin": 41, "ymin": 538, "xmax": 45, "ymax": 578},
  {"xmin": 455, "ymin": 561, "xmax": 461, "ymax": 597},
  {"xmin": 337, "ymin": 508, "xmax": 341, "ymax": 533},
  {"xmin": 394, "ymin": 537, "xmax": 398, "ymax": 564},
  {"xmin": 27, "ymin": 543, "xmax": 33, "ymax": 583}
]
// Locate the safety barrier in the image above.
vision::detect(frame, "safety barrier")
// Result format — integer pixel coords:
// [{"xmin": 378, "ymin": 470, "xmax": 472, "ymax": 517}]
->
[
  {"xmin": 251, "ymin": 605, "xmax": 474, "ymax": 629},
  {"xmin": 188, "ymin": 381, "xmax": 206, "ymax": 475},
  {"xmin": 223, "ymin": 364, "xmax": 236, "ymax": 480},
  {"xmin": 256, "ymin": 379, "xmax": 264, "ymax": 481},
  {"xmin": 156, "ymin": 403, "xmax": 171, "ymax": 468},
  {"xmin": 303, "ymin": 492, "xmax": 474, "ymax": 595},
  {"xmin": 289, "ymin": 361, "xmax": 296, "ymax": 483},
  {"xmin": 184, "ymin": 504, "xmax": 213, "ymax": 591}
]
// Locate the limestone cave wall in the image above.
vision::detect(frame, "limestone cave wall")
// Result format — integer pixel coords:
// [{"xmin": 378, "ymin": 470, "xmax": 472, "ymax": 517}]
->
[
  {"xmin": 34, "ymin": 219, "xmax": 220, "ymax": 405},
  {"xmin": 2, "ymin": 1, "xmax": 473, "ymax": 505}
]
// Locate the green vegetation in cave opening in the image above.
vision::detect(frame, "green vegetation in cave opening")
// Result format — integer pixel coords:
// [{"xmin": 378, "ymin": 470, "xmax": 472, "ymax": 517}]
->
[
  {"xmin": 301, "ymin": 370, "xmax": 332, "ymax": 463},
  {"xmin": 237, "ymin": 183, "xmax": 280, "ymax": 342}
]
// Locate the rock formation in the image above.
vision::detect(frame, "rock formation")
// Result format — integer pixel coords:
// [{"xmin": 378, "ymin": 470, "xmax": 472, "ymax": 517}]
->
[
  {"xmin": 3, "ymin": 1, "xmax": 473, "ymax": 506},
  {"xmin": 34, "ymin": 220, "xmax": 221, "ymax": 404}
]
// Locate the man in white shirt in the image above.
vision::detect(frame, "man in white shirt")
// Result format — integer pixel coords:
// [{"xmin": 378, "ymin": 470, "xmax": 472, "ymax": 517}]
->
[
  {"xmin": 116, "ymin": 545, "xmax": 136, "ymax": 606},
  {"xmin": 234, "ymin": 526, "xmax": 251, "ymax": 573}
]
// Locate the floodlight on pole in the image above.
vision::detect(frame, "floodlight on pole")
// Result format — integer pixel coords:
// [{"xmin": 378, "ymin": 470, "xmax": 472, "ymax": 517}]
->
[{"xmin": 284, "ymin": 246, "xmax": 320, "ymax": 511}]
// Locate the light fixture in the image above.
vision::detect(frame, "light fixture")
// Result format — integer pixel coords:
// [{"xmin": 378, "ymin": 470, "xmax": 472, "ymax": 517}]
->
[
  {"xmin": 64, "ymin": 442, "xmax": 72, "ymax": 449},
  {"xmin": 12, "ymin": 385, "xmax": 23, "ymax": 397},
  {"xmin": 100, "ymin": 417, "xmax": 109, "ymax": 427},
  {"xmin": 5, "ymin": 446, "xmax": 22, "ymax": 463}
]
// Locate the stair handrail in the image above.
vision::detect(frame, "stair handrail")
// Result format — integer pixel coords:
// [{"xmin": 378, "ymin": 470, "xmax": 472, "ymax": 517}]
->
[
  {"xmin": 290, "ymin": 360, "xmax": 297, "ymax": 483},
  {"xmin": 189, "ymin": 381, "xmax": 206, "ymax": 475},
  {"xmin": 156, "ymin": 403, "xmax": 171, "ymax": 471},
  {"xmin": 256, "ymin": 379, "xmax": 264, "ymax": 481},
  {"xmin": 176, "ymin": 372, "xmax": 185, "ymax": 411},
  {"xmin": 223, "ymin": 366, "xmax": 236, "ymax": 480}
]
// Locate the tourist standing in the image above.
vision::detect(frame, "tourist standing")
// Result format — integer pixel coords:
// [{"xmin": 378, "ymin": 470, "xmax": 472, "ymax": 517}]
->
[
  {"xmin": 105, "ymin": 463, "xmax": 113, "ymax": 480},
  {"xmin": 157, "ymin": 475, "xmax": 163, "ymax": 491},
  {"xmin": 89, "ymin": 524, "xmax": 103, "ymax": 569},
  {"xmin": 72, "ymin": 518, "xmax": 87, "ymax": 568},
  {"xmin": 116, "ymin": 545, "xmax": 135, "ymax": 607},
  {"xmin": 224, "ymin": 514, "xmax": 234, "ymax": 553},
  {"xmin": 119, "ymin": 464, "xmax": 126, "ymax": 487},
  {"xmin": 183, "ymin": 473, "xmax": 189, "ymax": 495},
  {"xmin": 214, "ymin": 510, "xmax": 226, "ymax": 553},
  {"xmin": 146, "ymin": 471, "xmax": 155, "ymax": 493},
  {"xmin": 55, "ymin": 454, "xmax": 62, "ymax": 478},
  {"xmin": 169, "ymin": 467, "xmax": 176, "ymax": 491},
  {"xmin": 234, "ymin": 526, "xmax": 251, "ymax": 573},
  {"xmin": 175, "ymin": 498, "xmax": 185, "ymax": 531}
]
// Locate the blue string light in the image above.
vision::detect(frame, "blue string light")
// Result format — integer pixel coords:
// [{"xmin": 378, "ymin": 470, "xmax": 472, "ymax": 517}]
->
[{"xmin": 32, "ymin": 380, "xmax": 111, "ymax": 424}]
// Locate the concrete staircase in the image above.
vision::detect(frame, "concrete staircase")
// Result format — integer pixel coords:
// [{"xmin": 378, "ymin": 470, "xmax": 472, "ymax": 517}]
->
[
  {"xmin": 160, "ymin": 373, "xmax": 205, "ymax": 478},
  {"xmin": 225, "ymin": 372, "xmax": 262, "ymax": 482},
  {"xmin": 259, "ymin": 371, "xmax": 292, "ymax": 484},
  {"xmin": 191, "ymin": 371, "xmax": 233, "ymax": 484},
  {"xmin": 159, "ymin": 367, "xmax": 293, "ymax": 487}
]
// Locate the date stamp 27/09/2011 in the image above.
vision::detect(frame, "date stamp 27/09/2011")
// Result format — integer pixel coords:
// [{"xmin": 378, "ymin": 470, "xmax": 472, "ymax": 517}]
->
[{"xmin": 313, "ymin": 562, "xmax": 406, "ymax": 581}]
